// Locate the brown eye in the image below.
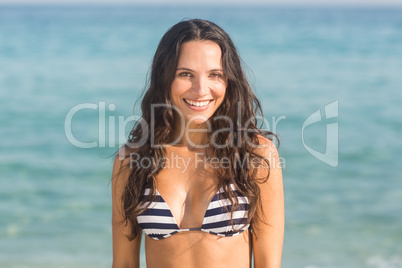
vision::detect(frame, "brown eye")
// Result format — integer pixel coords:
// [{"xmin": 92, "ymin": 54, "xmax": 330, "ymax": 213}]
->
[
  {"xmin": 210, "ymin": 73, "xmax": 223, "ymax": 78},
  {"xmin": 179, "ymin": 72, "xmax": 192, "ymax": 77}
]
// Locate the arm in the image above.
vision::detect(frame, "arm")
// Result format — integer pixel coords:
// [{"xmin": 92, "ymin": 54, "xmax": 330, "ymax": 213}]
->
[
  {"xmin": 252, "ymin": 138, "xmax": 284, "ymax": 268},
  {"xmin": 112, "ymin": 152, "xmax": 142, "ymax": 268}
]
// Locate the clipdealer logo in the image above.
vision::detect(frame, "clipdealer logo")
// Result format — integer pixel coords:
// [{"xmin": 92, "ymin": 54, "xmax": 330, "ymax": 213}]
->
[
  {"xmin": 302, "ymin": 101, "xmax": 339, "ymax": 167},
  {"xmin": 64, "ymin": 100, "xmax": 338, "ymax": 167}
]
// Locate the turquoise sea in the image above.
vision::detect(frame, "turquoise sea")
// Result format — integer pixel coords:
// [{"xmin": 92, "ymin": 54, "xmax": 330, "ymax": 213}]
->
[{"xmin": 1, "ymin": 4, "xmax": 402, "ymax": 268}]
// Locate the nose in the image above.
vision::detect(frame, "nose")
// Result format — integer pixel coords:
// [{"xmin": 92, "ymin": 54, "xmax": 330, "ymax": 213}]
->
[{"xmin": 191, "ymin": 76, "xmax": 208, "ymax": 96}]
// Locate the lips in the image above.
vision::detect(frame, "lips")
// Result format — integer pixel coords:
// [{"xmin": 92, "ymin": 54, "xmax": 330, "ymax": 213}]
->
[{"xmin": 183, "ymin": 98, "xmax": 212, "ymax": 107}]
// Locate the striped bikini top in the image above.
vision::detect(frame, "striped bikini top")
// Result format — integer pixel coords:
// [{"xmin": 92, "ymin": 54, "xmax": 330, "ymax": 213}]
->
[{"xmin": 137, "ymin": 183, "xmax": 250, "ymax": 240}]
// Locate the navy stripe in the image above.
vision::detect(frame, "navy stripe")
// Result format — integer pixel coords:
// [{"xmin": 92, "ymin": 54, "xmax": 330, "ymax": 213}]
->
[
  {"xmin": 139, "ymin": 208, "xmax": 173, "ymax": 217},
  {"xmin": 151, "ymin": 196, "xmax": 165, "ymax": 202},
  {"xmin": 219, "ymin": 229, "xmax": 247, "ymax": 236},
  {"xmin": 204, "ymin": 204, "xmax": 250, "ymax": 217},
  {"xmin": 142, "ymin": 195, "xmax": 166, "ymax": 203},
  {"xmin": 207, "ymin": 228, "xmax": 247, "ymax": 236},
  {"xmin": 140, "ymin": 222, "xmax": 178, "ymax": 229},
  {"xmin": 209, "ymin": 190, "xmax": 243, "ymax": 202},
  {"xmin": 148, "ymin": 231, "xmax": 178, "ymax": 239},
  {"xmin": 148, "ymin": 233, "xmax": 165, "ymax": 239},
  {"xmin": 202, "ymin": 218, "xmax": 248, "ymax": 229}
]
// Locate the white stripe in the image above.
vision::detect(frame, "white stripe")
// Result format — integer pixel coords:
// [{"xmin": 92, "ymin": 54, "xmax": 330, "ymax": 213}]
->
[
  {"xmin": 144, "ymin": 188, "xmax": 159, "ymax": 196},
  {"xmin": 217, "ymin": 184, "xmax": 236, "ymax": 193},
  {"xmin": 137, "ymin": 215, "xmax": 176, "ymax": 225},
  {"xmin": 208, "ymin": 196, "xmax": 249, "ymax": 210},
  {"xmin": 202, "ymin": 223, "xmax": 250, "ymax": 233},
  {"xmin": 202, "ymin": 210, "xmax": 248, "ymax": 224},
  {"xmin": 140, "ymin": 201, "xmax": 170, "ymax": 210},
  {"xmin": 141, "ymin": 228, "xmax": 179, "ymax": 234}
]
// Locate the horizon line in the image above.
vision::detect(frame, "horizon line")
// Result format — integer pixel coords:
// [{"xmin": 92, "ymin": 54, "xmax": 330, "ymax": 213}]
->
[{"xmin": 0, "ymin": 1, "xmax": 402, "ymax": 7}]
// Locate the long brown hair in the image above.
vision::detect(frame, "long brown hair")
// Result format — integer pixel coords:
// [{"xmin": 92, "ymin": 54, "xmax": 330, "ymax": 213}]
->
[{"xmin": 114, "ymin": 19, "xmax": 278, "ymax": 240}]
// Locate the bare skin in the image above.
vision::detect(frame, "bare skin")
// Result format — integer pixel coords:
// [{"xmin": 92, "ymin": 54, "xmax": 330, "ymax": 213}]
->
[{"xmin": 111, "ymin": 40, "xmax": 284, "ymax": 268}]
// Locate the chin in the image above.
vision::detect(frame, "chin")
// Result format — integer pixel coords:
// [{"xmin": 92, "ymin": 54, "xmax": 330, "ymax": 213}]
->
[
  {"xmin": 184, "ymin": 116, "xmax": 211, "ymax": 127},
  {"xmin": 187, "ymin": 119, "xmax": 209, "ymax": 126}
]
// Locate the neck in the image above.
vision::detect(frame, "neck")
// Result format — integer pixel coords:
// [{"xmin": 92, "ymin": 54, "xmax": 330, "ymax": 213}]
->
[{"xmin": 172, "ymin": 119, "xmax": 209, "ymax": 149}]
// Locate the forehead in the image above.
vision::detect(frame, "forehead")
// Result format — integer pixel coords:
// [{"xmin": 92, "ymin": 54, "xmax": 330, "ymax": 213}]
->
[{"xmin": 177, "ymin": 40, "xmax": 222, "ymax": 68}]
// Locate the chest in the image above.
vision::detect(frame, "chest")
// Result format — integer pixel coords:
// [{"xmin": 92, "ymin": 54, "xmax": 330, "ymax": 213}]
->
[{"xmin": 154, "ymin": 150, "xmax": 218, "ymax": 229}]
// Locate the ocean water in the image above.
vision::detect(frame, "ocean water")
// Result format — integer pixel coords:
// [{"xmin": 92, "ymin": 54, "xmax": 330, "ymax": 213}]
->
[{"xmin": 0, "ymin": 4, "xmax": 402, "ymax": 268}]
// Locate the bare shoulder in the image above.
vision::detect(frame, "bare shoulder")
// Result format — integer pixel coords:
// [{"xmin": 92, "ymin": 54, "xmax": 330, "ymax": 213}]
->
[
  {"xmin": 250, "ymin": 135, "xmax": 280, "ymax": 178},
  {"xmin": 111, "ymin": 146, "xmax": 134, "ymax": 218},
  {"xmin": 112, "ymin": 146, "xmax": 134, "ymax": 181},
  {"xmin": 113, "ymin": 145, "xmax": 133, "ymax": 165},
  {"xmin": 254, "ymin": 135, "xmax": 279, "ymax": 158},
  {"xmin": 111, "ymin": 146, "xmax": 131, "ymax": 209}
]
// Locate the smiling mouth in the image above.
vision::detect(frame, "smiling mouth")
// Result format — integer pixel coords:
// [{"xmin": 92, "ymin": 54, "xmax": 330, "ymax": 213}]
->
[{"xmin": 183, "ymin": 99, "xmax": 212, "ymax": 107}]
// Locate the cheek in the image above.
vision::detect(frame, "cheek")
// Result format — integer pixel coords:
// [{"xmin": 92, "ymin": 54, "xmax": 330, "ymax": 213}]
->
[
  {"xmin": 171, "ymin": 79, "xmax": 189, "ymax": 96},
  {"xmin": 214, "ymin": 83, "xmax": 227, "ymax": 100}
]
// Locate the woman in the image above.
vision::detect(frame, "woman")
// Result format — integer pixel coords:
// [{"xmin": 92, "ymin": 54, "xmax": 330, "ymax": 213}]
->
[{"xmin": 111, "ymin": 19, "xmax": 284, "ymax": 268}]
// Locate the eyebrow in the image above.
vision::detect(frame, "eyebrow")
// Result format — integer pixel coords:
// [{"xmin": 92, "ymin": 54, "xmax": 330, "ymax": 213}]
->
[{"xmin": 176, "ymin": 67, "xmax": 224, "ymax": 72}]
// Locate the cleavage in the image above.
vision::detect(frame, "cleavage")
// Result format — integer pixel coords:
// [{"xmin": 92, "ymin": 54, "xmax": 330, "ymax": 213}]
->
[{"xmin": 156, "ymin": 183, "xmax": 218, "ymax": 229}]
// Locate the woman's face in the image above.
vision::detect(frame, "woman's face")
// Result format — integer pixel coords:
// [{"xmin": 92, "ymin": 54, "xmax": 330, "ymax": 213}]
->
[{"xmin": 170, "ymin": 40, "xmax": 227, "ymax": 127}]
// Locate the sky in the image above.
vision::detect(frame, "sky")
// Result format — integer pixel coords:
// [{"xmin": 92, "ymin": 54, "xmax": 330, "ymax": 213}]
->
[{"xmin": 0, "ymin": 0, "xmax": 401, "ymax": 6}]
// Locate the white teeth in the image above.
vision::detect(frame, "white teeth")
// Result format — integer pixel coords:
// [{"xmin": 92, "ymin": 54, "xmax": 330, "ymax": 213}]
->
[{"xmin": 184, "ymin": 99, "xmax": 210, "ymax": 107}]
